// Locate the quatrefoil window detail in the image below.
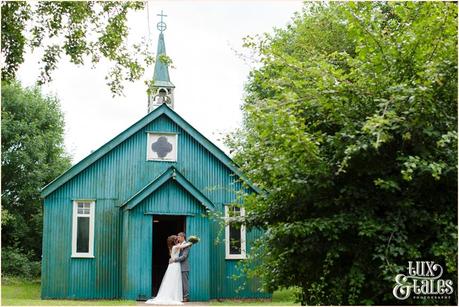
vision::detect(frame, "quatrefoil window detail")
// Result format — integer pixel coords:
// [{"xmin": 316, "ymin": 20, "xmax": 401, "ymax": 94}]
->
[{"xmin": 151, "ymin": 136, "xmax": 173, "ymax": 158}]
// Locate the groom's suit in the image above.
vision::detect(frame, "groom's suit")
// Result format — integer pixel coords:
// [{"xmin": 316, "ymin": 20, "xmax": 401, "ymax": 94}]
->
[{"xmin": 175, "ymin": 241, "xmax": 190, "ymax": 300}]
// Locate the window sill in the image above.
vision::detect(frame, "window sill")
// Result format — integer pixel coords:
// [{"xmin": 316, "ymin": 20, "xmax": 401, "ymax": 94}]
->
[
  {"xmin": 225, "ymin": 256, "xmax": 247, "ymax": 260},
  {"xmin": 71, "ymin": 255, "xmax": 95, "ymax": 259},
  {"xmin": 146, "ymin": 160, "xmax": 177, "ymax": 162}
]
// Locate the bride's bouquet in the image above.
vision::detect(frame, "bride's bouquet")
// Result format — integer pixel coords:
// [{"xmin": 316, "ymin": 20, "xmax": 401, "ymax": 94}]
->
[{"xmin": 188, "ymin": 235, "xmax": 200, "ymax": 244}]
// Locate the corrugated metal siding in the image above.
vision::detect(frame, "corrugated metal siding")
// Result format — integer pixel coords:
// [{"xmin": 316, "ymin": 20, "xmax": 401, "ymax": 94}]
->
[
  {"xmin": 94, "ymin": 199, "xmax": 119, "ymax": 298},
  {"xmin": 42, "ymin": 113, "xmax": 268, "ymax": 300},
  {"xmin": 41, "ymin": 196, "xmax": 120, "ymax": 299},
  {"xmin": 187, "ymin": 213, "xmax": 210, "ymax": 301},
  {"xmin": 123, "ymin": 206, "xmax": 152, "ymax": 300},
  {"xmin": 209, "ymin": 208, "xmax": 270, "ymax": 299},
  {"xmin": 221, "ymin": 227, "xmax": 270, "ymax": 298},
  {"xmin": 122, "ymin": 180, "xmax": 207, "ymax": 300},
  {"xmin": 41, "ymin": 197, "xmax": 72, "ymax": 298},
  {"xmin": 120, "ymin": 209, "xmax": 130, "ymax": 297},
  {"xmin": 140, "ymin": 180, "xmax": 204, "ymax": 215}
]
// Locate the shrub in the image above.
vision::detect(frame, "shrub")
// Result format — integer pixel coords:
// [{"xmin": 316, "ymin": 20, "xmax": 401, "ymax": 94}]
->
[{"xmin": 1, "ymin": 247, "xmax": 41, "ymax": 279}]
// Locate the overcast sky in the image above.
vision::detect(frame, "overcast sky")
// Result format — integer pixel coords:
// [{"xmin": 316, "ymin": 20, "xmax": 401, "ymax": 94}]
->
[{"xmin": 17, "ymin": 0, "xmax": 303, "ymax": 164}]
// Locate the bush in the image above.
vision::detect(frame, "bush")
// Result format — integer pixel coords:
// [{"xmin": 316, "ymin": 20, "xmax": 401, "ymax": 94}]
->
[
  {"xmin": 231, "ymin": 1, "xmax": 457, "ymax": 305},
  {"xmin": 272, "ymin": 287, "xmax": 302, "ymax": 303},
  {"xmin": 1, "ymin": 247, "xmax": 41, "ymax": 279}
]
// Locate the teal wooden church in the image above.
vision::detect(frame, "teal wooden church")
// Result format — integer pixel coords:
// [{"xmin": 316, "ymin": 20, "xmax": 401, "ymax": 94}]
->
[{"xmin": 40, "ymin": 18, "xmax": 268, "ymax": 301}]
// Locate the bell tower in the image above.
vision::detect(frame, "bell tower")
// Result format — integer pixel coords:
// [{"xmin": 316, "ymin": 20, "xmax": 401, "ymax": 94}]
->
[{"xmin": 148, "ymin": 11, "xmax": 175, "ymax": 112}]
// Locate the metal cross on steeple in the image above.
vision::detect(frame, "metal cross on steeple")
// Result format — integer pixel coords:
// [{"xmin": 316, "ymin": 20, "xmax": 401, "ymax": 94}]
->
[
  {"xmin": 157, "ymin": 10, "xmax": 167, "ymax": 32},
  {"xmin": 148, "ymin": 9, "xmax": 174, "ymax": 113}
]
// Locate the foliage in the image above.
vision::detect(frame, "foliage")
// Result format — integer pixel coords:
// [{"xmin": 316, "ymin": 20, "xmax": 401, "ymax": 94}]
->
[
  {"xmin": 1, "ymin": 82, "xmax": 71, "ymax": 266},
  {"xmin": 228, "ymin": 2, "xmax": 457, "ymax": 305},
  {"xmin": 188, "ymin": 235, "xmax": 200, "ymax": 244},
  {"xmin": 1, "ymin": 1, "xmax": 154, "ymax": 96},
  {"xmin": 1, "ymin": 247, "xmax": 41, "ymax": 279}
]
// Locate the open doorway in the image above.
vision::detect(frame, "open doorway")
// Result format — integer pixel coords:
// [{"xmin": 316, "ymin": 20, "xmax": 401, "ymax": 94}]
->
[{"xmin": 152, "ymin": 215, "xmax": 186, "ymax": 296}]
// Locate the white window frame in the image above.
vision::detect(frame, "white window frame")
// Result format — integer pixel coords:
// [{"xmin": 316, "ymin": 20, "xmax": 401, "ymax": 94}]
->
[
  {"xmin": 71, "ymin": 200, "xmax": 95, "ymax": 258},
  {"xmin": 146, "ymin": 132, "xmax": 178, "ymax": 162},
  {"xmin": 225, "ymin": 205, "xmax": 246, "ymax": 260}
]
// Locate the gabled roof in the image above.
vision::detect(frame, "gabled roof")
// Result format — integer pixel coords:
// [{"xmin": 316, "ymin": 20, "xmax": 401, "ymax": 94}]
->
[
  {"xmin": 120, "ymin": 166, "xmax": 215, "ymax": 211},
  {"xmin": 40, "ymin": 103, "xmax": 261, "ymax": 198}
]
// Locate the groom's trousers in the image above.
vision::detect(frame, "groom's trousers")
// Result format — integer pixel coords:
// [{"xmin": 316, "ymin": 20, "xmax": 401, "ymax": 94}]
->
[{"xmin": 182, "ymin": 271, "xmax": 189, "ymax": 300}]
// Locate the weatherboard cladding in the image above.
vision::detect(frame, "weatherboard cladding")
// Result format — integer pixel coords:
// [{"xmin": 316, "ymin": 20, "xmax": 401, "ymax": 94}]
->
[{"xmin": 41, "ymin": 107, "xmax": 267, "ymax": 300}]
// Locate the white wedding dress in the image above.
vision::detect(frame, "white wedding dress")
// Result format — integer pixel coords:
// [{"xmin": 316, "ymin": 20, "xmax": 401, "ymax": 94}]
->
[{"xmin": 146, "ymin": 243, "xmax": 190, "ymax": 305}]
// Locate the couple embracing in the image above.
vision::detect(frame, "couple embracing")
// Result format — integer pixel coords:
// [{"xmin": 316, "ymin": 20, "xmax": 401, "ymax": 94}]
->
[{"xmin": 146, "ymin": 232, "xmax": 193, "ymax": 305}]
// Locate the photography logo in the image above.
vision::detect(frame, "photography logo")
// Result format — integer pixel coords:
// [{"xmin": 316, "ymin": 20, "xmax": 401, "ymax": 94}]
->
[{"xmin": 393, "ymin": 261, "xmax": 454, "ymax": 300}]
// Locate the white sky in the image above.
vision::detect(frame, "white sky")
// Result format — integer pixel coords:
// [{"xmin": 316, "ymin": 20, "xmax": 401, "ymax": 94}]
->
[{"xmin": 17, "ymin": 0, "xmax": 303, "ymax": 164}]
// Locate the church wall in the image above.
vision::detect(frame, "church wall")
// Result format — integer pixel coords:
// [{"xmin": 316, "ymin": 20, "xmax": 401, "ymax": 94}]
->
[
  {"xmin": 41, "ymin": 196, "xmax": 120, "ymax": 299},
  {"xmin": 222, "ymin": 227, "xmax": 269, "ymax": 298},
  {"xmin": 208, "ymin": 212, "xmax": 271, "ymax": 299},
  {"xmin": 42, "ymin": 112, "xmax": 267, "ymax": 300},
  {"xmin": 186, "ymin": 212, "xmax": 211, "ymax": 301},
  {"xmin": 41, "ymin": 197, "xmax": 72, "ymax": 298}
]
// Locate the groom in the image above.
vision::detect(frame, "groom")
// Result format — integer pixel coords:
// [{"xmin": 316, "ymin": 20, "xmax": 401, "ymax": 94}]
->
[{"xmin": 169, "ymin": 232, "xmax": 191, "ymax": 302}]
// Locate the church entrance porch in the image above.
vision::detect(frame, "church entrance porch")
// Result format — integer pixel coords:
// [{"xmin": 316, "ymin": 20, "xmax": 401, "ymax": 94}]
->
[
  {"xmin": 120, "ymin": 171, "xmax": 212, "ymax": 301},
  {"xmin": 152, "ymin": 215, "xmax": 186, "ymax": 297}
]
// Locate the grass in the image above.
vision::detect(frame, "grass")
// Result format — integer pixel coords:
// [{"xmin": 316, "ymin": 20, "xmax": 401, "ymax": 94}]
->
[
  {"xmin": 209, "ymin": 288, "xmax": 299, "ymax": 305},
  {"xmin": 1, "ymin": 277, "xmax": 298, "ymax": 306},
  {"xmin": 1, "ymin": 277, "xmax": 136, "ymax": 306}
]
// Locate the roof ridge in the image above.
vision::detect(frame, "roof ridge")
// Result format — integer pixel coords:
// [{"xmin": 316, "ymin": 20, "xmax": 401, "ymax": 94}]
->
[{"xmin": 40, "ymin": 104, "xmax": 261, "ymax": 198}]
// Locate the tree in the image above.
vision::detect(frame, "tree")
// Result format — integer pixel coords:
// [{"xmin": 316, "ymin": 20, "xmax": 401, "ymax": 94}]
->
[
  {"xmin": 228, "ymin": 2, "xmax": 457, "ymax": 305},
  {"xmin": 1, "ymin": 81, "xmax": 71, "ymax": 264},
  {"xmin": 1, "ymin": 1, "xmax": 154, "ymax": 96}
]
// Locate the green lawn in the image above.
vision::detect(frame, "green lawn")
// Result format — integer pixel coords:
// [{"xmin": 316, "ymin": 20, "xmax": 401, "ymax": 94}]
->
[
  {"xmin": 1, "ymin": 277, "xmax": 298, "ymax": 306},
  {"xmin": 1, "ymin": 277, "xmax": 135, "ymax": 306},
  {"xmin": 209, "ymin": 288, "xmax": 299, "ymax": 305}
]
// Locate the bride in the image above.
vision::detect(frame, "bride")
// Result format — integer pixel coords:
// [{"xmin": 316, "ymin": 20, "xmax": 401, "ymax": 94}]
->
[{"xmin": 146, "ymin": 235, "xmax": 192, "ymax": 305}]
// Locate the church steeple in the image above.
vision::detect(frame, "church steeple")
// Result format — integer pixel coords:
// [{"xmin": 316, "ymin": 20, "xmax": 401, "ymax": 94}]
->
[{"xmin": 148, "ymin": 11, "xmax": 175, "ymax": 112}]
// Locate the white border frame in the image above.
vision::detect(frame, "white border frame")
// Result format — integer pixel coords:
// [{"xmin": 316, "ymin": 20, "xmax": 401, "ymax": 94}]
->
[
  {"xmin": 225, "ymin": 205, "xmax": 246, "ymax": 260},
  {"xmin": 71, "ymin": 200, "xmax": 95, "ymax": 258},
  {"xmin": 146, "ymin": 132, "xmax": 178, "ymax": 162}
]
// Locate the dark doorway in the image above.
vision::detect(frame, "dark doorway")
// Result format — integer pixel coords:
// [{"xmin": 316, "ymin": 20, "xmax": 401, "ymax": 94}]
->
[{"xmin": 152, "ymin": 215, "xmax": 186, "ymax": 296}]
